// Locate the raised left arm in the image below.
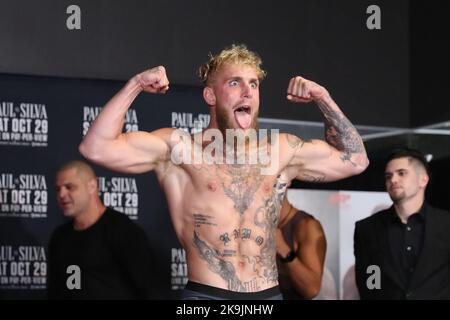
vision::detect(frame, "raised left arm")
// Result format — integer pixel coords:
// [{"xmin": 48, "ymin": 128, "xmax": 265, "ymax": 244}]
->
[{"xmin": 284, "ymin": 76, "xmax": 369, "ymax": 182}]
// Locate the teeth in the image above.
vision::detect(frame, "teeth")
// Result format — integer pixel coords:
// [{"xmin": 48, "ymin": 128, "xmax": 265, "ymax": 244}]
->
[{"xmin": 235, "ymin": 106, "xmax": 251, "ymax": 113}]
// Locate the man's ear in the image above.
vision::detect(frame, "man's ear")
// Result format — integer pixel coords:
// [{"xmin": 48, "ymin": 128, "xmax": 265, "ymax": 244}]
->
[
  {"xmin": 419, "ymin": 173, "xmax": 429, "ymax": 189},
  {"xmin": 203, "ymin": 87, "xmax": 216, "ymax": 106},
  {"xmin": 87, "ymin": 178, "xmax": 97, "ymax": 195}
]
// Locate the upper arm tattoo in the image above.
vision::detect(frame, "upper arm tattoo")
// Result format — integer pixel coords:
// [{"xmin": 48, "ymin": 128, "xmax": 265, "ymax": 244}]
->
[{"xmin": 299, "ymin": 172, "xmax": 326, "ymax": 183}]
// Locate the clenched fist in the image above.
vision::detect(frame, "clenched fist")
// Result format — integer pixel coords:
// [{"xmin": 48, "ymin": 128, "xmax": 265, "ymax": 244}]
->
[
  {"xmin": 287, "ymin": 76, "xmax": 329, "ymax": 103},
  {"xmin": 136, "ymin": 66, "xmax": 170, "ymax": 94}
]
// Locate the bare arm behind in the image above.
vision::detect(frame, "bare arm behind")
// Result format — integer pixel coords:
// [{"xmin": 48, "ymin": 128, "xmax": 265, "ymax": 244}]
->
[
  {"xmin": 79, "ymin": 67, "xmax": 173, "ymax": 174},
  {"xmin": 283, "ymin": 76, "xmax": 369, "ymax": 182},
  {"xmin": 277, "ymin": 216, "xmax": 326, "ymax": 299}
]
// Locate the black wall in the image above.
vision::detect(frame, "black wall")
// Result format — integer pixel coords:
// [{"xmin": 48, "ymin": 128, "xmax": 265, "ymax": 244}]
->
[
  {"xmin": 410, "ymin": 0, "xmax": 450, "ymax": 127},
  {"xmin": 0, "ymin": 0, "xmax": 410, "ymax": 127}
]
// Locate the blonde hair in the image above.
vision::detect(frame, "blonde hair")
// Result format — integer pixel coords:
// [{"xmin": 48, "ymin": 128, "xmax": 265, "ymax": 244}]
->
[{"xmin": 198, "ymin": 44, "xmax": 266, "ymax": 85}]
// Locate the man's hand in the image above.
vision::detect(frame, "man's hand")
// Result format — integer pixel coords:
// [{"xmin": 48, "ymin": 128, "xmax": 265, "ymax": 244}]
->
[
  {"xmin": 286, "ymin": 76, "xmax": 329, "ymax": 103},
  {"xmin": 135, "ymin": 66, "xmax": 170, "ymax": 94}
]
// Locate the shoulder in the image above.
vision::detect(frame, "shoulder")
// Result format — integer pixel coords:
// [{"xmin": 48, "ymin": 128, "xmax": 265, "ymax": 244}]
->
[
  {"xmin": 104, "ymin": 208, "xmax": 147, "ymax": 234},
  {"xmin": 104, "ymin": 208, "xmax": 134, "ymax": 224},
  {"xmin": 428, "ymin": 204, "xmax": 450, "ymax": 216},
  {"xmin": 48, "ymin": 221, "xmax": 73, "ymax": 251},
  {"xmin": 296, "ymin": 212, "xmax": 325, "ymax": 240},
  {"xmin": 277, "ymin": 133, "xmax": 307, "ymax": 170},
  {"xmin": 427, "ymin": 205, "xmax": 450, "ymax": 224},
  {"xmin": 355, "ymin": 207, "xmax": 391, "ymax": 230},
  {"xmin": 164, "ymin": 127, "xmax": 191, "ymax": 142},
  {"xmin": 298, "ymin": 212, "xmax": 322, "ymax": 230},
  {"xmin": 50, "ymin": 221, "xmax": 72, "ymax": 239},
  {"xmin": 151, "ymin": 127, "xmax": 178, "ymax": 136},
  {"xmin": 279, "ymin": 133, "xmax": 305, "ymax": 149},
  {"xmin": 144, "ymin": 127, "xmax": 181, "ymax": 147}
]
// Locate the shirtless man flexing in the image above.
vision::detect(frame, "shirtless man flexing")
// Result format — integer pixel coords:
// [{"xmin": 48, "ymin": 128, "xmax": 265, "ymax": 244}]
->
[{"xmin": 79, "ymin": 44, "xmax": 369, "ymax": 300}]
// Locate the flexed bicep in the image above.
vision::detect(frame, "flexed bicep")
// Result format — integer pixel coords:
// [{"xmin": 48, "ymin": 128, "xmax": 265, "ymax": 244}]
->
[
  {"xmin": 283, "ymin": 134, "xmax": 363, "ymax": 183},
  {"xmin": 81, "ymin": 128, "xmax": 174, "ymax": 174}
]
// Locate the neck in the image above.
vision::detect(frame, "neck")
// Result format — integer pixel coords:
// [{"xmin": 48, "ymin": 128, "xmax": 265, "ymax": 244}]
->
[
  {"xmin": 394, "ymin": 193, "xmax": 425, "ymax": 223},
  {"xmin": 73, "ymin": 200, "xmax": 106, "ymax": 231}
]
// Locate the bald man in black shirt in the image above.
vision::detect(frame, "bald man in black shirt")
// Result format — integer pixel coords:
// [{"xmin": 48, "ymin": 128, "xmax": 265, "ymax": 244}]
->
[{"xmin": 48, "ymin": 160, "xmax": 154, "ymax": 299}]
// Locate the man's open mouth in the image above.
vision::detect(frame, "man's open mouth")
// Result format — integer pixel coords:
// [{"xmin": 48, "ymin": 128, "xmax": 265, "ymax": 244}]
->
[
  {"xmin": 234, "ymin": 106, "xmax": 251, "ymax": 114},
  {"xmin": 234, "ymin": 105, "xmax": 252, "ymax": 129}
]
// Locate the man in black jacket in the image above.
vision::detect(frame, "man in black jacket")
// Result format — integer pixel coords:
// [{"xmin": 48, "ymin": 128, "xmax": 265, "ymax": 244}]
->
[{"xmin": 354, "ymin": 148, "xmax": 450, "ymax": 299}]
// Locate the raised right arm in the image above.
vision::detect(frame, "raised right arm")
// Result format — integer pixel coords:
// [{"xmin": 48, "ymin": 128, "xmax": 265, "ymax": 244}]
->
[{"xmin": 79, "ymin": 66, "xmax": 173, "ymax": 174}]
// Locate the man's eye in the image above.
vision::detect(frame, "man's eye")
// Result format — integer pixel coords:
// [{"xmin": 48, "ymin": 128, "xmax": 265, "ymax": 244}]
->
[
  {"xmin": 229, "ymin": 80, "xmax": 238, "ymax": 86},
  {"xmin": 250, "ymin": 82, "xmax": 258, "ymax": 89}
]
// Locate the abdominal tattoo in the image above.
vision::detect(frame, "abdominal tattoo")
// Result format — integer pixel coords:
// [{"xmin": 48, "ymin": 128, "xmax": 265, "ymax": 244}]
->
[
  {"xmin": 193, "ymin": 232, "xmax": 256, "ymax": 292},
  {"xmin": 194, "ymin": 176, "xmax": 287, "ymax": 290},
  {"xmin": 193, "ymin": 213, "xmax": 218, "ymax": 227}
]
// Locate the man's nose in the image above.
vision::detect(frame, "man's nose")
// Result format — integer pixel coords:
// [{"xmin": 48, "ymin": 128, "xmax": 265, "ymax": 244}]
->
[
  {"xmin": 242, "ymin": 83, "xmax": 252, "ymax": 98},
  {"xmin": 57, "ymin": 188, "xmax": 67, "ymax": 199},
  {"xmin": 390, "ymin": 175, "xmax": 399, "ymax": 184}
]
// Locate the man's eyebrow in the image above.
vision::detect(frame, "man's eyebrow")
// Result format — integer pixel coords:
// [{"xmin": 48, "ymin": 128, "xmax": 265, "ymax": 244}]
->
[{"xmin": 385, "ymin": 168, "xmax": 407, "ymax": 174}]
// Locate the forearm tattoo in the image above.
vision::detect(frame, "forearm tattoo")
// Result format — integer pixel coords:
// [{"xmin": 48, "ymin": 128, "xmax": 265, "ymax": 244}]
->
[{"xmin": 317, "ymin": 100, "xmax": 365, "ymax": 165}]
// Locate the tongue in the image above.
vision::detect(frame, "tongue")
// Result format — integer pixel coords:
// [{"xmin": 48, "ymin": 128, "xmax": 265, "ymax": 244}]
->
[{"xmin": 234, "ymin": 110, "xmax": 252, "ymax": 129}]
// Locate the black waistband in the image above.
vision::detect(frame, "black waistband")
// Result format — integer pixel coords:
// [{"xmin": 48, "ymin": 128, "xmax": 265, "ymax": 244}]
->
[{"xmin": 185, "ymin": 281, "xmax": 281, "ymax": 300}]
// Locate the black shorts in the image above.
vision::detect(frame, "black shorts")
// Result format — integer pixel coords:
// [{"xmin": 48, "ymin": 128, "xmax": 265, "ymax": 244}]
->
[{"xmin": 180, "ymin": 281, "xmax": 283, "ymax": 300}]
